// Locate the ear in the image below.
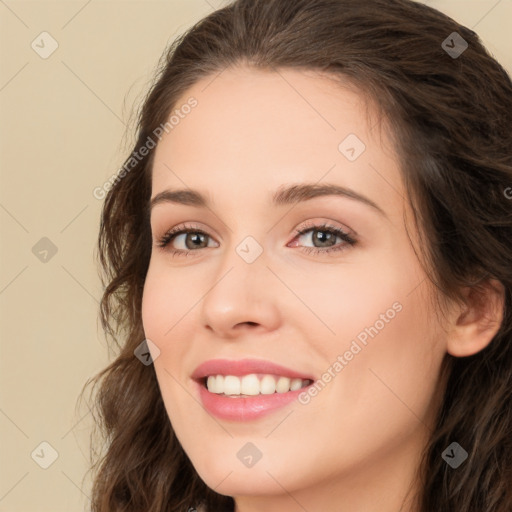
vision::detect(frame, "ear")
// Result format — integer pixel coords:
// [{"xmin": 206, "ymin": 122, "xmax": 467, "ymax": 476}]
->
[{"xmin": 446, "ymin": 278, "xmax": 505, "ymax": 357}]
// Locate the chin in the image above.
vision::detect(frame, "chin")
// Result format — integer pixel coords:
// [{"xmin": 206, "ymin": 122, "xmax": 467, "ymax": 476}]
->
[
  {"xmin": 189, "ymin": 449, "xmax": 303, "ymax": 497},
  {"xmin": 199, "ymin": 469, "xmax": 291, "ymax": 497}
]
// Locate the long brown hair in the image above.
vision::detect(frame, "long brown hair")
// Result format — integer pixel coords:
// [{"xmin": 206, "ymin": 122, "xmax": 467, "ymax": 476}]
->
[{"xmin": 81, "ymin": 0, "xmax": 512, "ymax": 510}]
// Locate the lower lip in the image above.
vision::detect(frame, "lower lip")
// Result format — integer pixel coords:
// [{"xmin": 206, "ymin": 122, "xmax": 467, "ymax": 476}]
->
[{"xmin": 196, "ymin": 380, "xmax": 310, "ymax": 421}]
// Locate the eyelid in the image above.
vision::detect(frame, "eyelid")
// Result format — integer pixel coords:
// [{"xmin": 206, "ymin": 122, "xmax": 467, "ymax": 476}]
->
[
  {"xmin": 154, "ymin": 221, "xmax": 217, "ymax": 248},
  {"xmin": 292, "ymin": 218, "xmax": 356, "ymax": 239}
]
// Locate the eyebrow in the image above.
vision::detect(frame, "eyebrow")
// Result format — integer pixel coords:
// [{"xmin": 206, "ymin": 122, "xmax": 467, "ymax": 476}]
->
[{"xmin": 149, "ymin": 182, "xmax": 387, "ymax": 218}]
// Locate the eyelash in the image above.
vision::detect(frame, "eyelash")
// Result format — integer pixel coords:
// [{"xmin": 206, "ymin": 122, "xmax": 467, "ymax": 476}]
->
[{"xmin": 155, "ymin": 221, "xmax": 357, "ymax": 257}]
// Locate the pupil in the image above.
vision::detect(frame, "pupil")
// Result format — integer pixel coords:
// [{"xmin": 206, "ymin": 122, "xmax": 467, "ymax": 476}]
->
[
  {"xmin": 186, "ymin": 233, "xmax": 206, "ymax": 249},
  {"xmin": 314, "ymin": 230, "xmax": 334, "ymax": 247}
]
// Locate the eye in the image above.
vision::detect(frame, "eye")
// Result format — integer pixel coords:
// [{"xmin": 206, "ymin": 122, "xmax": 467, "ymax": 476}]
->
[
  {"xmin": 289, "ymin": 222, "xmax": 357, "ymax": 255},
  {"xmin": 155, "ymin": 221, "xmax": 357, "ymax": 257},
  {"xmin": 155, "ymin": 222, "xmax": 218, "ymax": 255}
]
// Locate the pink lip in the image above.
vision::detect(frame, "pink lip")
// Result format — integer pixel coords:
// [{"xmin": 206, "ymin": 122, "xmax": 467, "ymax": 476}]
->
[
  {"xmin": 196, "ymin": 382, "xmax": 311, "ymax": 421},
  {"xmin": 191, "ymin": 358, "xmax": 315, "ymax": 422}
]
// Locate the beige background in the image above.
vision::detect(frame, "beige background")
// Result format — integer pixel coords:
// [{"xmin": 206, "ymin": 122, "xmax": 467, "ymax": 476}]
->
[{"xmin": 0, "ymin": 1, "xmax": 510, "ymax": 511}]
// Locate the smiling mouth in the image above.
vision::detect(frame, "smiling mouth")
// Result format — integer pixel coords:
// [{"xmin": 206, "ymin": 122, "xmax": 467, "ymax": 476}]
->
[{"xmin": 202, "ymin": 373, "xmax": 314, "ymax": 397}]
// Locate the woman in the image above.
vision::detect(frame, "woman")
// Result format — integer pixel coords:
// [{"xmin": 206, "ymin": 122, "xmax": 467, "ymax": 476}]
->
[{"xmin": 83, "ymin": 0, "xmax": 512, "ymax": 510}]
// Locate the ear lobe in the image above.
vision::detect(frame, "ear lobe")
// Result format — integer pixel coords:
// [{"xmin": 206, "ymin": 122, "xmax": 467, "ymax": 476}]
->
[{"xmin": 446, "ymin": 279, "xmax": 505, "ymax": 358}]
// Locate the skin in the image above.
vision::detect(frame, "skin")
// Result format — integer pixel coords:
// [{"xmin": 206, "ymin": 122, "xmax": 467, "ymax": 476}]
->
[{"xmin": 141, "ymin": 66, "xmax": 504, "ymax": 512}]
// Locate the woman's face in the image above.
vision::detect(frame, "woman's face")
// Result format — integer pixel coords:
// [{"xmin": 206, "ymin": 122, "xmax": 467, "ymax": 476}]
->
[{"xmin": 142, "ymin": 67, "xmax": 448, "ymax": 506}]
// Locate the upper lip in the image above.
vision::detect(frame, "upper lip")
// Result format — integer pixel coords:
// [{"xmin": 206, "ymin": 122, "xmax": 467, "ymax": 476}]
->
[{"xmin": 191, "ymin": 358, "xmax": 315, "ymax": 381}]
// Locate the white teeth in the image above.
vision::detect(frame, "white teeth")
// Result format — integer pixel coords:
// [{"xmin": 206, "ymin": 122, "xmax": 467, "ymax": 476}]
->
[
  {"xmin": 223, "ymin": 375, "xmax": 241, "ymax": 395},
  {"xmin": 215, "ymin": 375, "xmax": 224, "ymax": 392},
  {"xmin": 260, "ymin": 375, "xmax": 276, "ymax": 394},
  {"xmin": 205, "ymin": 374, "xmax": 311, "ymax": 395},
  {"xmin": 276, "ymin": 376, "xmax": 291, "ymax": 393},
  {"xmin": 290, "ymin": 378, "xmax": 303, "ymax": 391},
  {"xmin": 206, "ymin": 376, "xmax": 217, "ymax": 393},
  {"xmin": 240, "ymin": 374, "xmax": 260, "ymax": 395}
]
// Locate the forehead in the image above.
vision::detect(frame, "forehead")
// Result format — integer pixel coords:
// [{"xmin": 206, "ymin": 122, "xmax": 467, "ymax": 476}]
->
[{"xmin": 151, "ymin": 66, "xmax": 403, "ymax": 217}]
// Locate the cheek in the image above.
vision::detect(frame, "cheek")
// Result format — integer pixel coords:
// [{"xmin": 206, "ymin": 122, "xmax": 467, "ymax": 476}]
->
[
  {"xmin": 323, "ymin": 278, "xmax": 445, "ymax": 436},
  {"xmin": 141, "ymin": 264, "xmax": 198, "ymax": 433},
  {"xmin": 141, "ymin": 260, "xmax": 203, "ymax": 387},
  {"xmin": 302, "ymin": 268, "xmax": 410, "ymax": 356},
  {"xmin": 141, "ymin": 259, "xmax": 190, "ymax": 339},
  {"xmin": 310, "ymin": 247, "xmax": 444, "ymax": 419}
]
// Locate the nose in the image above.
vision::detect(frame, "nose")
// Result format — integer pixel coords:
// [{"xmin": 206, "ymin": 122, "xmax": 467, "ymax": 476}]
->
[{"xmin": 200, "ymin": 243, "xmax": 281, "ymax": 339}]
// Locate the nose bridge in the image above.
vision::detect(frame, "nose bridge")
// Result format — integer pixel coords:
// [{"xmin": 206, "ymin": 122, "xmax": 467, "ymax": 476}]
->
[
  {"xmin": 199, "ymin": 230, "xmax": 280, "ymax": 334},
  {"xmin": 205, "ymin": 232, "xmax": 268, "ymax": 306}
]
